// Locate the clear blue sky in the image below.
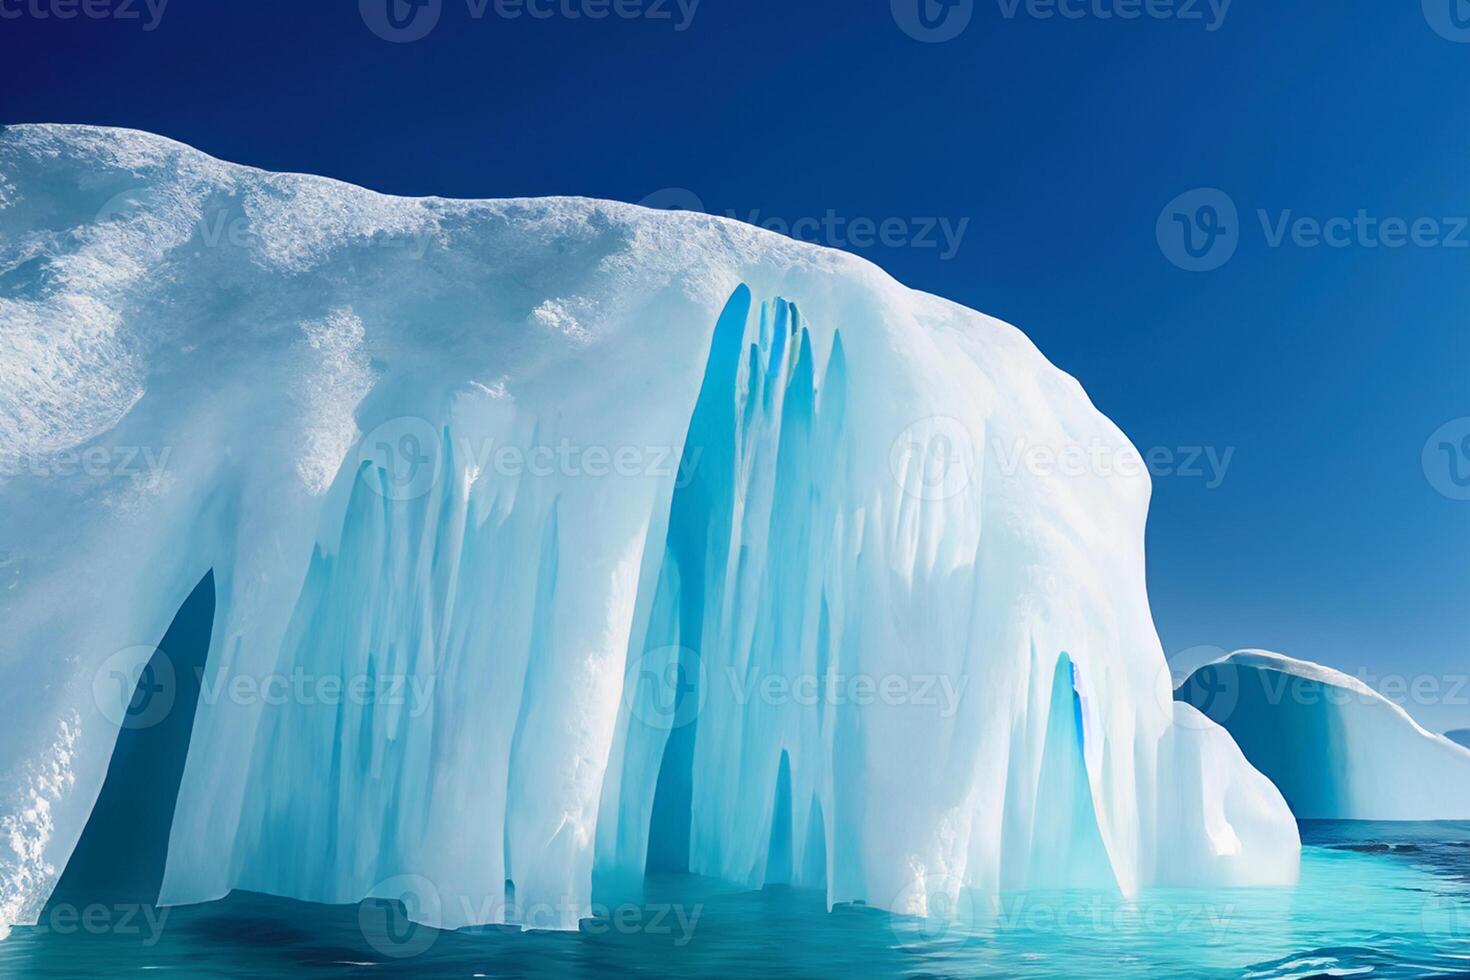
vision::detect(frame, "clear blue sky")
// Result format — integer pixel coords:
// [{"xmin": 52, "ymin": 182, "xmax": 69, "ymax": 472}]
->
[{"xmin": 3, "ymin": 0, "xmax": 1466, "ymax": 728}]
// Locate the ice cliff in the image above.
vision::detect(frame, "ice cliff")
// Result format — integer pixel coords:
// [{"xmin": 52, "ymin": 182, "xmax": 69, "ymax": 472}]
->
[{"xmin": 0, "ymin": 125, "xmax": 1298, "ymax": 937}]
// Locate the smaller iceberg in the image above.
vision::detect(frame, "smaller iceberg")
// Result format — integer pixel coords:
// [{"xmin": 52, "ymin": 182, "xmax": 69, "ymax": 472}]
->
[{"xmin": 1176, "ymin": 651, "xmax": 1470, "ymax": 820}]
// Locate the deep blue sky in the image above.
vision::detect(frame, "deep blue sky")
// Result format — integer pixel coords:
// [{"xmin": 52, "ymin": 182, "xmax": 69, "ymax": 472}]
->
[{"xmin": 3, "ymin": 0, "xmax": 1467, "ymax": 728}]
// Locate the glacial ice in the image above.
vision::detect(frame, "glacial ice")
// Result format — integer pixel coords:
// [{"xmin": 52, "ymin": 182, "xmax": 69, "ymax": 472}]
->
[
  {"xmin": 1177, "ymin": 651, "xmax": 1470, "ymax": 820},
  {"xmin": 0, "ymin": 125, "xmax": 1299, "ymax": 938}
]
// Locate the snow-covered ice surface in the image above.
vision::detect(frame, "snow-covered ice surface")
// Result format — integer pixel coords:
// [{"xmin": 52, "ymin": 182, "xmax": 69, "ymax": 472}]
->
[
  {"xmin": 0, "ymin": 125, "xmax": 1298, "ymax": 938},
  {"xmin": 1177, "ymin": 650, "xmax": 1470, "ymax": 820}
]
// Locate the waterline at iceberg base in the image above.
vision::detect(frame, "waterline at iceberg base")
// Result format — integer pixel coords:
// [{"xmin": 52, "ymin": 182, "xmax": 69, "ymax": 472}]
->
[
  {"xmin": 1, "ymin": 126, "xmax": 1451, "ymax": 976},
  {"xmin": 3, "ymin": 826, "xmax": 1470, "ymax": 977}
]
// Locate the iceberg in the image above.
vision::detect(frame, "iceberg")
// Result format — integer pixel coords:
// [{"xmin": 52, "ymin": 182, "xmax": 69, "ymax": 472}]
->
[
  {"xmin": 1177, "ymin": 651, "xmax": 1470, "ymax": 820},
  {"xmin": 0, "ymin": 125, "xmax": 1298, "ymax": 938}
]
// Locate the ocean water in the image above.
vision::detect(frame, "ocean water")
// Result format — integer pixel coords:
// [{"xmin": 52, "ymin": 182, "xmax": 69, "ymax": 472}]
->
[{"xmin": 4, "ymin": 822, "xmax": 1468, "ymax": 978}]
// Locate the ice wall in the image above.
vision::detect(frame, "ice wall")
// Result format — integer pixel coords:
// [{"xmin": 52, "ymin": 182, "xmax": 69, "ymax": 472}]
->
[
  {"xmin": 1177, "ymin": 651, "xmax": 1470, "ymax": 820},
  {"xmin": 0, "ymin": 125, "xmax": 1297, "ymax": 937}
]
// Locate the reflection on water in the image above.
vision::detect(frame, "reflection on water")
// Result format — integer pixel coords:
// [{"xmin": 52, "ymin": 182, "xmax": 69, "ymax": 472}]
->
[{"xmin": 4, "ymin": 822, "xmax": 1469, "ymax": 978}]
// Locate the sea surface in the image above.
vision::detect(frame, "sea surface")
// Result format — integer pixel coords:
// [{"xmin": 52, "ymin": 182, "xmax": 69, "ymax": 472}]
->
[{"xmin": 4, "ymin": 822, "xmax": 1469, "ymax": 978}]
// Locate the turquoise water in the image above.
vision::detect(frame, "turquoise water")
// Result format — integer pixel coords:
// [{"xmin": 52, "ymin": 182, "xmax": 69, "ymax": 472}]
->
[{"xmin": 4, "ymin": 823, "xmax": 1468, "ymax": 978}]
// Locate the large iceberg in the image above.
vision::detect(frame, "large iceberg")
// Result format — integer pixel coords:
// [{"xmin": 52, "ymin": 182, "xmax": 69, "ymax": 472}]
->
[
  {"xmin": 0, "ymin": 125, "xmax": 1298, "ymax": 938},
  {"xmin": 1177, "ymin": 651, "xmax": 1470, "ymax": 820}
]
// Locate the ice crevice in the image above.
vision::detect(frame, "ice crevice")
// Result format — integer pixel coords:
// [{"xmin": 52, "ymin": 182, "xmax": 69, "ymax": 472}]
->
[{"xmin": 0, "ymin": 125, "xmax": 1300, "ymax": 939}]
